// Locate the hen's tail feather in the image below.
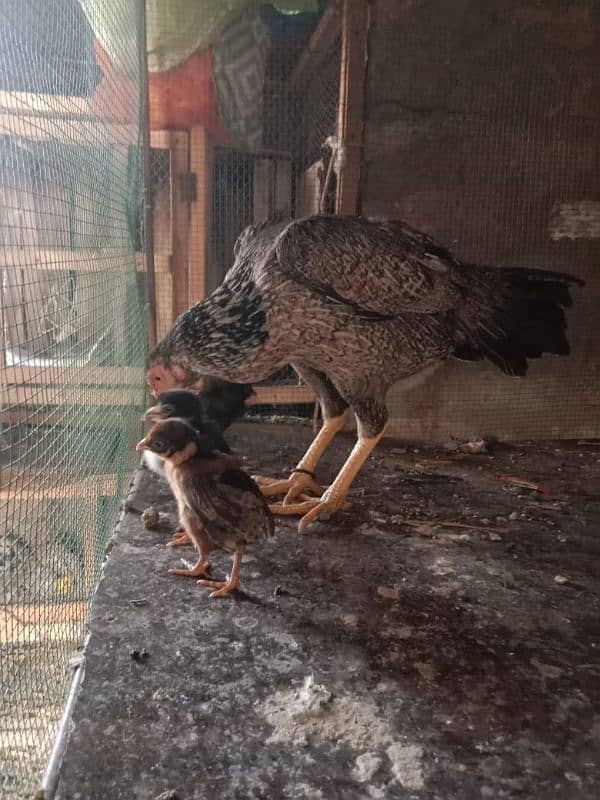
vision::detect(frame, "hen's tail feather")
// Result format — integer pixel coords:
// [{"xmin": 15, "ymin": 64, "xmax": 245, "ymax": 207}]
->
[{"xmin": 454, "ymin": 266, "xmax": 584, "ymax": 376}]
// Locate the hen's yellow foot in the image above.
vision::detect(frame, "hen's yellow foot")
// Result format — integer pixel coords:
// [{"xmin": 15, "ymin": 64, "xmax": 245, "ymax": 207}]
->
[
  {"xmin": 269, "ymin": 489, "xmax": 352, "ymax": 533},
  {"xmin": 253, "ymin": 471, "xmax": 324, "ymax": 502}
]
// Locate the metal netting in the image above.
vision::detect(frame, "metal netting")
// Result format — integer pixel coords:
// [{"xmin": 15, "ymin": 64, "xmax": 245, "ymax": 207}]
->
[{"xmin": 0, "ymin": 0, "xmax": 148, "ymax": 796}]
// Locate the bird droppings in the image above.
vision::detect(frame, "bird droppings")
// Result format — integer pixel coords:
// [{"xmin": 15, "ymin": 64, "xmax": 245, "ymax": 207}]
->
[
  {"xmin": 354, "ymin": 752, "xmax": 384, "ymax": 782},
  {"xmin": 262, "ymin": 677, "xmax": 396, "ymax": 751},
  {"xmin": 55, "ymin": 427, "xmax": 600, "ymax": 799},
  {"xmin": 386, "ymin": 743, "xmax": 425, "ymax": 790}
]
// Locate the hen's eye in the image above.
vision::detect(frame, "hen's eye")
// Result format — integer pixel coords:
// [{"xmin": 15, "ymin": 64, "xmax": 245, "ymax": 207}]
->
[{"xmin": 153, "ymin": 439, "xmax": 165, "ymax": 451}]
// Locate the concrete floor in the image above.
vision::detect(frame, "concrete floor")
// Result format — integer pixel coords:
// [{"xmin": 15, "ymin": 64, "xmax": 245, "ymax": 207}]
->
[{"xmin": 56, "ymin": 424, "xmax": 600, "ymax": 799}]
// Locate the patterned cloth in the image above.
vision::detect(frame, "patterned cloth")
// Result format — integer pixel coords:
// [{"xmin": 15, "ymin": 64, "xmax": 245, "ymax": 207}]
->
[{"xmin": 212, "ymin": 9, "xmax": 270, "ymax": 151}]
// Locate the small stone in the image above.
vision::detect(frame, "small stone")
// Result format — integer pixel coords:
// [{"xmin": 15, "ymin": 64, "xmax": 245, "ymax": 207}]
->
[
  {"xmin": 509, "ymin": 511, "xmax": 519, "ymax": 521},
  {"xmin": 377, "ymin": 585, "xmax": 401, "ymax": 600},
  {"xmin": 273, "ymin": 585, "xmax": 290, "ymax": 596},
  {"xmin": 141, "ymin": 506, "xmax": 161, "ymax": 529},
  {"xmin": 155, "ymin": 792, "xmax": 179, "ymax": 800},
  {"xmin": 341, "ymin": 613, "xmax": 359, "ymax": 627},
  {"xmin": 488, "ymin": 532, "xmax": 502, "ymax": 542},
  {"xmin": 554, "ymin": 575, "xmax": 569, "ymax": 585}
]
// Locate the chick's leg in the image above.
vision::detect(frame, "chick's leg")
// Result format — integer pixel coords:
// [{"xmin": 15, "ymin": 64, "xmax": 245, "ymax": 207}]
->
[
  {"xmin": 198, "ymin": 547, "xmax": 243, "ymax": 599},
  {"xmin": 271, "ymin": 421, "xmax": 387, "ymax": 533},
  {"xmin": 253, "ymin": 410, "xmax": 349, "ymax": 503},
  {"xmin": 167, "ymin": 525, "xmax": 190, "ymax": 548},
  {"xmin": 169, "ymin": 522, "xmax": 210, "ymax": 577}
]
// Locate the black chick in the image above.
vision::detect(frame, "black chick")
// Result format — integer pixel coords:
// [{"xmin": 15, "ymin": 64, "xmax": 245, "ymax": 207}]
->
[{"xmin": 136, "ymin": 419, "xmax": 273, "ymax": 599}]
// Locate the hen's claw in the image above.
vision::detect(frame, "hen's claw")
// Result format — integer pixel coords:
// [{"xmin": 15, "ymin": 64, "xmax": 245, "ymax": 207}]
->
[
  {"xmin": 269, "ymin": 490, "xmax": 351, "ymax": 533},
  {"xmin": 252, "ymin": 472, "xmax": 325, "ymax": 502}
]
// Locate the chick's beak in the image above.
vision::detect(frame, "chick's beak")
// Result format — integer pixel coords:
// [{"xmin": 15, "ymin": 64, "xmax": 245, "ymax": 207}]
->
[
  {"xmin": 143, "ymin": 404, "xmax": 164, "ymax": 422},
  {"xmin": 136, "ymin": 437, "xmax": 150, "ymax": 452}
]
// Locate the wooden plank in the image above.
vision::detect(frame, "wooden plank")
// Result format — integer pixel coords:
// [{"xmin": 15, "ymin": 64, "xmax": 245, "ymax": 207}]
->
[
  {"xmin": 0, "ymin": 112, "xmax": 134, "ymax": 143},
  {"xmin": 335, "ymin": 0, "xmax": 368, "ymax": 216},
  {"xmin": 0, "ymin": 472, "xmax": 117, "ymax": 501},
  {"xmin": 0, "ymin": 247, "xmax": 140, "ymax": 272},
  {"xmin": 170, "ymin": 131, "xmax": 191, "ymax": 319},
  {"xmin": 150, "ymin": 130, "xmax": 171, "ymax": 149},
  {"xmin": 188, "ymin": 127, "xmax": 213, "ymax": 303},
  {"xmin": 0, "ymin": 91, "xmax": 92, "ymax": 116},
  {"xmin": 248, "ymin": 386, "xmax": 315, "ymax": 405},
  {"xmin": 2, "ymin": 384, "xmax": 143, "ymax": 408},
  {"xmin": 3, "ymin": 366, "xmax": 144, "ymax": 386},
  {"xmin": 155, "ymin": 270, "xmax": 174, "ymax": 341}
]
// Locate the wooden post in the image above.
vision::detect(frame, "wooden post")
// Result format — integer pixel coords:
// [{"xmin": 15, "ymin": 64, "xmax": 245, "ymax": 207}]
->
[
  {"xmin": 169, "ymin": 130, "xmax": 191, "ymax": 319},
  {"xmin": 335, "ymin": 0, "xmax": 369, "ymax": 216},
  {"xmin": 188, "ymin": 126, "xmax": 212, "ymax": 304}
]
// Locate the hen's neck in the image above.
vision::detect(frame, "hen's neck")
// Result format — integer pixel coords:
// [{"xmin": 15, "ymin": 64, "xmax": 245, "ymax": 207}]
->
[{"xmin": 164, "ymin": 281, "xmax": 268, "ymax": 375}]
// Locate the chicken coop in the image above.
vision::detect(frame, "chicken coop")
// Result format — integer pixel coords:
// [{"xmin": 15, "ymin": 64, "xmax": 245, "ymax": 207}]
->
[{"xmin": 1, "ymin": 1, "xmax": 600, "ymax": 799}]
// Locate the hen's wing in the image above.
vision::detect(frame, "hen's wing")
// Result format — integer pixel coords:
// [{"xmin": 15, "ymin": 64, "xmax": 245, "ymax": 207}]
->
[{"xmin": 272, "ymin": 215, "xmax": 465, "ymax": 318}]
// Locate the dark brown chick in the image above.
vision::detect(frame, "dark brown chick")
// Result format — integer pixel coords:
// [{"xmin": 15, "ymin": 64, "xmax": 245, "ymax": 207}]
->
[{"xmin": 136, "ymin": 419, "xmax": 273, "ymax": 598}]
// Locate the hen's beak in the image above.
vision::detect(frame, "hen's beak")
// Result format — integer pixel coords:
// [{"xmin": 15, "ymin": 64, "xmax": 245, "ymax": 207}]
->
[
  {"xmin": 143, "ymin": 404, "xmax": 164, "ymax": 422},
  {"xmin": 136, "ymin": 437, "xmax": 150, "ymax": 452}
]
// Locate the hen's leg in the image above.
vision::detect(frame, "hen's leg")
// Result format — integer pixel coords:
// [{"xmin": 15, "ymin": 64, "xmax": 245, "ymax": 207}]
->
[
  {"xmin": 198, "ymin": 547, "xmax": 243, "ymax": 599},
  {"xmin": 270, "ymin": 401, "xmax": 388, "ymax": 532},
  {"xmin": 253, "ymin": 367, "xmax": 349, "ymax": 503}
]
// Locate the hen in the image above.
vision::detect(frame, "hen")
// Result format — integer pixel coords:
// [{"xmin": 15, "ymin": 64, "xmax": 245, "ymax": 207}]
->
[
  {"xmin": 136, "ymin": 418, "xmax": 273, "ymax": 598},
  {"xmin": 146, "ymin": 215, "xmax": 582, "ymax": 531}
]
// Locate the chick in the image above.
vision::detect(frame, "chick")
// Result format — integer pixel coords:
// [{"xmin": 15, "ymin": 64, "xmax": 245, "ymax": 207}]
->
[
  {"xmin": 136, "ymin": 419, "xmax": 273, "ymax": 598},
  {"xmin": 142, "ymin": 387, "xmax": 241, "ymax": 547}
]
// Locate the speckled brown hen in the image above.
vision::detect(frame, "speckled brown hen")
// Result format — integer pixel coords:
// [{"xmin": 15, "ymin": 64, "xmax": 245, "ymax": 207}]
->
[
  {"xmin": 146, "ymin": 215, "xmax": 582, "ymax": 531},
  {"xmin": 136, "ymin": 418, "xmax": 273, "ymax": 598}
]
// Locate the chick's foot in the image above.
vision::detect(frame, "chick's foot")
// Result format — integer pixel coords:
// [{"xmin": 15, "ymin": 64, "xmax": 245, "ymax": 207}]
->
[
  {"xmin": 167, "ymin": 530, "xmax": 190, "ymax": 548},
  {"xmin": 197, "ymin": 576, "xmax": 240, "ymax": 599},
  {"xmin": 169, "ymin": 558, "xmax": 210, "ymax": 578}
]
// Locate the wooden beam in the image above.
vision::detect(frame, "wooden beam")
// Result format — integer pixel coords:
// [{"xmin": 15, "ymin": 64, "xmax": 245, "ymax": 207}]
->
[
  {"xmin": 2, "ymin": 384, "xmax": 143, "ymax": 408},
  {"xmin": 0, "ymin": 247, "xmax": 142, "ymax": 273},
  {"xmin": 0, "ymin": 602, "xmax": 89, "ymax": 645},
  {"xmin": 188, "ymin": 127, "xmax": 212, "ymax": 304},
  {"xmin": 0, "ymin": 472, "xmax": 117, "ymax": 501},
  {"xmin": 3, "ymin": 366, "xmax": 144, "ymax": 386},
  {"xmin": 335, "ymin": 0, "xmax": 369, "ymax": 216},
  {"xmin": 170, "ymin": 130, "xmax": 191, "ymax": 319},
  {"xmin": 0, "ymin": 112, "xmax": 135, "ymax": 143},
  {"xmin": 0, "ymin": 91, "xmax": 90, "ymax": 116},
  {"xmin": 248, "ymin": 386, "xmax": 315, "ymax": 405}
]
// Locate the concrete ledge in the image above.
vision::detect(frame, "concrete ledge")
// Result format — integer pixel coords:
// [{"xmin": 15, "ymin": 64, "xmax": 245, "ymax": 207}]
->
[{"xmin": 56, "ymin": 425, "xmax": 600, "ymax": 799}]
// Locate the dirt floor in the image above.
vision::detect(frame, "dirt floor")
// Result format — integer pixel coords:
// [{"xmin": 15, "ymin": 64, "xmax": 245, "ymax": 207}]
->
[{"xmin": 56, "ymin": 423, "xmax": 600, "ymax": 799}]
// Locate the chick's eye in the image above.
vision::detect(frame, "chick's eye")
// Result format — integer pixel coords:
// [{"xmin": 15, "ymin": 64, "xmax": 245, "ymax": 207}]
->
[{"xmin": 153, "ymin": 439, "xmax": 165, "ymax": 451}]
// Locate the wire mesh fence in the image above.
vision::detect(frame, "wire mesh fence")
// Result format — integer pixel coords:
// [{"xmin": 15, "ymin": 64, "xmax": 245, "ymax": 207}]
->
[{"xmin": 0, "ymin": 0, "xmax": 148, "ymax": 796}]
